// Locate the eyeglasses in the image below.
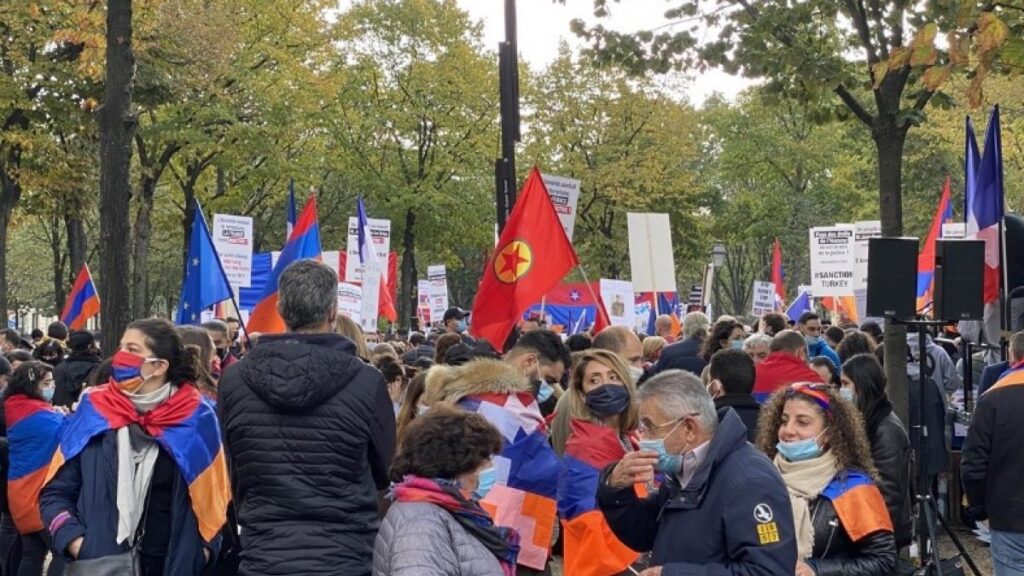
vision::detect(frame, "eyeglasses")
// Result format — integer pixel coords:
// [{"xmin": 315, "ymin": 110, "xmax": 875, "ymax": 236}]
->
[{"xmin": 638, "ymin": 412, "xmax": 698, "ymax": 436}]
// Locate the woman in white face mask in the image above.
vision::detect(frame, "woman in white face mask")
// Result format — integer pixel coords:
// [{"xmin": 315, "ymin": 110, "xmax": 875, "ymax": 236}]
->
[
  {"xmin": 39, "ymin": 318, "xmax": 229, "ymax": 576},
  {"xmin": 556, "ymin": 349, "xmax": 644, "ymax": 575},
  {"xmin": 755, "ymin": 383, "xmax": 896, "ymax": 576}
]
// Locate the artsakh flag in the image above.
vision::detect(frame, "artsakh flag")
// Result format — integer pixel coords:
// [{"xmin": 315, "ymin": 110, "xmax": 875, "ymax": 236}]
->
[
  {"xmin": 772, "ymin": 238, "xmax": 785, "ymax": 309},
  {"xmin": 60, "ymin": 264, "xmax": 100, "ymax": 330},
  {"xmin": 557, "ymin": 420, "xmax": 640, "ymax": 575},
  {"xmin": 463, "ymin": 391, "xmax": 561, "ymax": 570},
  {"xmin": 471, "ymin": 167, "xmax": 579, "ymax": 350},
  {"xmin": 45, "ymin": 384, "xmax": 230, "ymax": 543},
  {"xmin": 247, "ymin": 197, "xmax": 321, "ymax": 334},
  {"xmin": 6, "ymin": 395, "xmax": 64, "ymax": 534},
  {"xmin": 916, "ymin": 177, "xmax": 954, "ymax": 312}
]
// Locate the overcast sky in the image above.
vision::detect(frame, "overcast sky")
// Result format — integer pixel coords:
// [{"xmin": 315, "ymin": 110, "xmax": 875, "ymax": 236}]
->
[{"xmin": 456, "ymin": 0, "xmax": 755, "ymax": 104}]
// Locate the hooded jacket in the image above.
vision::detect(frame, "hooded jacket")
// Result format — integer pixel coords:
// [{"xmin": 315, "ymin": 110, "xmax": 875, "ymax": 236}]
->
[
  {"xmin": 217, "ymin": 333, "xmax": 395, "ymax": 576},
  {"xmin": 51, "ymin": 351, "xmax": 101, "ymax": 409}
]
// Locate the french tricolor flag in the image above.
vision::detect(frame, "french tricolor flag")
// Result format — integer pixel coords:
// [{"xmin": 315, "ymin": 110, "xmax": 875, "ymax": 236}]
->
[{"xmin": 966, "ymin": 106, "xmax": 1004, "ymax": 306}]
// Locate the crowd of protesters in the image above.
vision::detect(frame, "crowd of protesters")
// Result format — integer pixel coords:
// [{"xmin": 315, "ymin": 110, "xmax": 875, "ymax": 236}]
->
[{"xmin": 0, "ymin": 258, "xmax": 1019, "ymax": 575}]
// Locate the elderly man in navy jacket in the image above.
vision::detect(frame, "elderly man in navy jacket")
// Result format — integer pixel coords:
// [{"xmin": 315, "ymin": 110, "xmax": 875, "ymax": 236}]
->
[{"xmin": 598, "ymin": 370, "xmax": 796, "ymax": 576}]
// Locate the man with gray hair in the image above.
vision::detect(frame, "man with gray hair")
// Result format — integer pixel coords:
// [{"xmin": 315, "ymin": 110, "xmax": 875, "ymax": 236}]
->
[
  {"xmin": 650, "ymin": 311, "xmax": 709, "ymax": 377},
  {"xmin": 744, "ymin": 332, "xmax": 773, "ymax": 364},
  {"xmin": 218, "ymin": 259, "xmax": 395, "ymax": 575},
  {"xmin": 598, "ymin": 369, "xmax": 796, "ymax": 575}
]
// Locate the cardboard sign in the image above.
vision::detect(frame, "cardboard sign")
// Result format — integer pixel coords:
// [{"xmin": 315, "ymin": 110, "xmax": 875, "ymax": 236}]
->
[
  {"xmin": 751, "ymin": 281, "xmax": 777, "ymax": 316},
  {"xmin": 599, "ymin": 279, "xmax": 635, "ymax": 328},
  {"xmin": 212, "ymin": 214, "xmax": 254, "ymax": 290},
  {"xmin": 809, "ymin": 225, "xmax": 856, "ymax": 297},
  {"xmin": 853, "ymin": 220, "xmax": 881, "ymax": 291},
  {"xmin": 627, "ymin": 213, "xmax": 677, "ymax": 293},
  {"xmin": 541, "ymin": 173, "xmax": 581, "ymax": 242}
]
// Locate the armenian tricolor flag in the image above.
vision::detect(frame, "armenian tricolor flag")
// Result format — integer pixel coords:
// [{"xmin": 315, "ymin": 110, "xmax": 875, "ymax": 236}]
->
[
  {"xmin": 7, "ymin": 395, "xmax": 65, "ymax": 533},
  {"xmin": 60, "ymin": 264, "xmax": 100, "ymax": 330},
  {"xmin": 462, "ymin": 391, "xmax": 560, "ymax": 570},
  {"xmin": 246, "ymin": 197, "xmax": 321, "ymax": 334},
  {"xmin": 986, "ymin": 362, "xmax": 1024, "ymax": 394},
  {"xmin": 916, "ymin": 178, "xmax": 954, "ymax": 312},
  {"xmin": 557, "ymin": 420, "xmax": 640, "ymax": 576},
  {"xmin": 45, "ymin": 384, "xmax": 230, "ymax": 542},
  {"xmin": 820, "ymin": 471, "xmax": 893, "ymax": 542}
]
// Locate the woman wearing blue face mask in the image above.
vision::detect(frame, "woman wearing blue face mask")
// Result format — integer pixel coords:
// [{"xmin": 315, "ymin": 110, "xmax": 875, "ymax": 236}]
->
[
  {"xmin": 840, "ymin": 354, "xmax": 912, "ymax": 554},
  {"xmin": 556, "ymin": 349, "xmax": 644, "ymax": 575},
  {"xmin": 374, "ymin": 406, "xmax": 519, "ymax": 576},
  {"xmin": 700, "ymin": 319, "xmax": 745, "ymax": 364},
  {"xmin": 756, "ymin": 383, "xmax": 896, "ymax": 576},
  {"xmin": 5, "ymin": 361, "xmax": 64, "ymax": 576}
]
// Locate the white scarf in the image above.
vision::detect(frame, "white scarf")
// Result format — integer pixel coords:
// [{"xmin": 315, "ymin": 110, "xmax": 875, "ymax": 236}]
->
[
  {"xmin": 115, "ymin": 383, "xmax": 174, "ymax": 546},
  {"xmin": 774, "ymin": 451, "xmax": 840, "ymax": 560}
]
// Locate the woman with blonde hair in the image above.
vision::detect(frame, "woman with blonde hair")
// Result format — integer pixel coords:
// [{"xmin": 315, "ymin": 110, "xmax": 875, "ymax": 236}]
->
[
  {"xmin": 756, "ymin": 383, "xmax": 896, "ymax": 576},
  {"xmin": 642, "ymin": 336, "xmax": 667, "ymax": 366},
  {"xmin": 335, "ymin": 314, "xmax": 370, "ymax": 361},
  {"xmin": 557, "ymin": 349, "xmax": 643, "ymax": 575}
]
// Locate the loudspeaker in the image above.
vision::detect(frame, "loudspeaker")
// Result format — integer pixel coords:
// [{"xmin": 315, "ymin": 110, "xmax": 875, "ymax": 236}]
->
[
  {"xmin": 934, "ymin": 239, "xmax": 985, "ymax": 321},
  {"xmin": 867, "ymin": 237, "xmax": 918, "ymax": 318}
]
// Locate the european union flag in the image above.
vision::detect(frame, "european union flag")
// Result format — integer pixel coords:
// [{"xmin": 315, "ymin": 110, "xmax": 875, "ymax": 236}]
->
[{"xmin": 176, "ymin": 203, "xmax": 233, "ymax": 325}]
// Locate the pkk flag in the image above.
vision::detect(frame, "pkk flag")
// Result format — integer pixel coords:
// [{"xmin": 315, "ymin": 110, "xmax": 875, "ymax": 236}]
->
[
  {"xmin": 916, "ymin": 177, "xmax": 954, "ymax": 311},
  {"xmin": 471, "ymin": 167, "xmax": 579, "ymax": 349},
  {"xmin": 61, "ymin": 264, "xmax": 101, "ymax": 330},
  {"xmin": 247, "ymin": 197, "xmax": 321, "ymax": 334},
  {"xmin": 176, "ymin": 203, "xmax": 233, "ymax": 325},
  {"xmin": 772, "ymin": 238, "xmax": 785, "ymax": 309},
  {"xmin": 967, "ymin": 106, "xmax": 1004, "ymax": 305}
]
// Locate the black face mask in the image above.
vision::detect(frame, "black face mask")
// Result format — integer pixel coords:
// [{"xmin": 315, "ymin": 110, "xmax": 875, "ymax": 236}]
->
[
  {"xmin": 584, "ymin": 384, "xmax": 631, "ymax": 417},
  {"xmin": 216, "ymin": 347, "xmax": 228, "ymax": 361}
]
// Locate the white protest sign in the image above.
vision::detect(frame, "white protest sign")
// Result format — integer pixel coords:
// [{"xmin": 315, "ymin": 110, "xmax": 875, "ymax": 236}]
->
[
  {"xmin": 798, "ymin": 284, "xmax": 813, "ymax": 298},
  {"xmin": 751, "ymin": 281, "xmax": 777, "ymax": 316},
  {"xmin": 212, "ymin": 214, "xmax": 254, "ymax": 290},
  {"xmin": 200, "ymin": 310, "xmax": 216, "ymax": 324},
  {"xmin": 359, "ymin": 260, "xmax": 382, "ymax": 333},
  {"xmin": 322, "ymin": 251, "xmax": 342, "ymax": 280},
  {"xmin": 853, "ymin": 220, "xmax": 881, "ymax": 291},
  {"xmin": 417, "ymin": 280, "xmax": 432, "ymax": 325},
  {"xmin": 627, "ymin": 213, "xmax": 677, "ymax": 293},
  {"xmin": 427, "ymin": 265, "xmax": 449, "ymax": 322},
  {"xmin": 345, "ymin": 217, "xmax": 391, "ymax": 283},
  {"xmin": 541, "ymin": 173, "xmax": 581, "ymax": 242},
  {"xmin": 337, "ymin": 282, "xmax": 362, "ymax": 325},
  {"xmin": 942, "ymin": 223, "xmax": 966, "ymax": 239},
  {"xmin": 634, "ymin": 301, "xmax": 652, "ymax": 333},
  {"xmin": 599, "ymin": 279, "xmax": 635, "ymax": 328},
  {"xmin": 809, "ymin": 225, "xmax": 856, "ymax": 297}
]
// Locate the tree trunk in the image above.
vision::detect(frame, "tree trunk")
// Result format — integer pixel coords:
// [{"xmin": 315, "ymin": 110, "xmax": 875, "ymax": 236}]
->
[
  {"xmin": 65, "ymin": 214, "xmax": 87, "ymax": 284},
  {"xmin": 99, "ymin": 0, "xmax": 137, "ymax": 354},
  {"xmin": 50, "ymin": 214, "xmax": 66, "ymax": 314},
  {"xmin": 131, "ymin": 179, "xmax": 155, "ymax": 318},
  {"xmin": 874, "ymin": 119, "xmax": 910, "ymax": 427},
  {"xmin": 399, "ymin": 207, "xmax": 416, "ymax": 329},
  {"xmin": 0, "ymin": 205, "xmax": 12, "ymax": 323}
]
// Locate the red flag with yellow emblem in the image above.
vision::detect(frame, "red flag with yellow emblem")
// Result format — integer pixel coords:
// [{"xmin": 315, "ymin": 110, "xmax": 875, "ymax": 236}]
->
[{"xmin": 471, "ymin": 167, "xmax": 579, "ymax": 350}]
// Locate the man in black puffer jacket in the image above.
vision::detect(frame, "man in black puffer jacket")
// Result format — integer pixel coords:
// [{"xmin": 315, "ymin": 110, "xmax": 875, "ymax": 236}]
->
[
  {"xmin": 51, "ymin": 330, "xmax": 101, "ymax": 408},
  {"xmin": 218, "ymin": 260, "xmax": 395, "ymax": 576}
]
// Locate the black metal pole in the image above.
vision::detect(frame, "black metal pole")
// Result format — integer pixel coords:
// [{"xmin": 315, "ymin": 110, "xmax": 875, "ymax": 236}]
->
[{"xmin": 495, "ymin": 0, "xmax": 520, "ymax": 235}]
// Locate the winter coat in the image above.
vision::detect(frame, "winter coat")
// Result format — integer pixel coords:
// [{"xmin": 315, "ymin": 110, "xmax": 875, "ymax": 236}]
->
[
  {"xmin": 39, "ymin": 430, "xmax": 218, "ymax": 575},
  {"xmin": 753, "ymin": 352, "xmax": 824, "ymax": 400},
  {"xmin": 868, "ymin": 411, "xmax": 913, "ymax": 548},
  {"xmin": 906, "ymin": 332, "xmax": 961, "ymax": 394},
  {"xmin": 372, "ymin": 501, "xmax": 504, "ymax": 576},
  {"xmin": 218, "ymin": 332, "xmax": 396, "ymax": 576},
  {"xmin": 807, "ymin": 340, "xmax": 841, "ymax": 376},
  {"xmin": 803, "ymin": 481, "xmax": 897, "ymax": 576},
  {"xmin": 51, "ymin": 352, "xmax": 101, "ymax": 409},
  {"xmin": 962, "ymin": 378, "xmax": 1024, "ymax": 533},
  {"xmin": 651, "ymin": 336, "xmax": 706, "ymax": 377},
  {"xmin": 714, "ymin": 394, "xmax": 761, "ymax": 442},
  {"xmin": 597, "ymin": 408, "xmax": 798, "ymax": 575}
]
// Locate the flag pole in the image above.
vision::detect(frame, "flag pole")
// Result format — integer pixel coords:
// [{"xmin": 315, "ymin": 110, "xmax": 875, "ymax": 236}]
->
[
  {"xmin": 576, "ymin": 263, "xmax": 606, "ymax": 328},
  {"xmin": 195, "ymin": 199, "xmax": 252, "ymax": 346}
]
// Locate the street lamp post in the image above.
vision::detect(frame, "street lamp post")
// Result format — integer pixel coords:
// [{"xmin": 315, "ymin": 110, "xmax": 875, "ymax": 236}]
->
[{"xmin": 709, "ymin": 243, "xmax": 727, "ymax": 318}]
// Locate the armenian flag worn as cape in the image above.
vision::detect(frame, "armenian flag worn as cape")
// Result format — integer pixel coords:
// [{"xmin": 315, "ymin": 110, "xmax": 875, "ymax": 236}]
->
[
  {"xmin": 7, "ymin": 395, "xmax": 65, "ymax": 534},
  {"xmin": 557, "ymin": 419, "xmax": 641, "ymax": 576},
  {"xmin": 821, "ymin": 471, "xmax": 893, "ymax": 542},
  {"xmin": 45, "ymin": 383, "xmax": 230, "ymax": 542}
]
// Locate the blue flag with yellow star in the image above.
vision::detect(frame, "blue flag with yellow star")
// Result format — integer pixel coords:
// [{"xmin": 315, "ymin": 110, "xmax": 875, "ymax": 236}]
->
[{"xmin": 176, "ymin": 202, "xmax": 233, "ymax": 325}]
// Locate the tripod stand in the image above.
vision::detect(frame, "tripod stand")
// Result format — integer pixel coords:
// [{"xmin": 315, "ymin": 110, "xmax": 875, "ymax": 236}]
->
[{"xmin": 893, "ymin": 319, "xmax": 982, "ymax": 576}]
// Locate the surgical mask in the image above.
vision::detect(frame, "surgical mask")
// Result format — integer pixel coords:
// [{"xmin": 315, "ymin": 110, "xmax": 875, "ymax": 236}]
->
[
  {"xmin": 638, "ymin": 419, "xmax": 684, "ymax": 473},
  {"xmin": 41, "ymin": 387, "xmax": 55, "ymax": 402},
  {"xmin": 585, "ymin": 384, "xmax": 631, "ymax": 417},
  {"xmin": 805, "ymin": 336, "xmax": 820, "ymax": 348},
  {"xmin": 840, "ymin": 387, "xmax": 855, "ymax": 403},
  {"xmin": 628, "ymin": 365, "xmax": 644, "ymax": 383},
  {"xmin": 537, "ymin": 381, "xmax": 555, "ymax": 403},
  {"xmin": 111, "ymin": 350, "xmax": 159, "ymax": 394},
  {"xmin": 455, "ymin": 320, "xmax": 467, "ymax": 333},
  {"xmin": 730, "ymin": 339, "xmax": 744, "ymax": 350},
  {"xmin": 473, "ymin": 466, "xmax": 497, "ymax": 500},
  {"xmin": 776, "ymin": 428, "xmax": 828, "ymax": 463}
]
